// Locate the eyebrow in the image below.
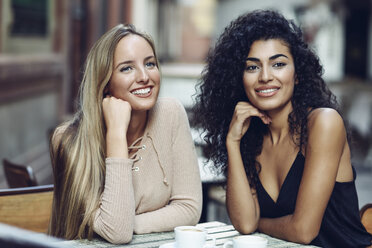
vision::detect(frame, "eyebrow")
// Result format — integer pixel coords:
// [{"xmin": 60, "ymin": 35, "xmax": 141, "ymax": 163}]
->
[
  {"xmin": 115, "ymin": 55, "xmax": 155, "ymax": 69},
  {"xmin": 246, "ymin": 53, "xmax": 289, "ymax": 62}
]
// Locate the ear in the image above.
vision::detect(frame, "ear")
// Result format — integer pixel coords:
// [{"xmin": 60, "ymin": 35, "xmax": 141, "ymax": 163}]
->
[{"xmin": 294, "ymin": 75, "xmax": 299, "ymax": 85}]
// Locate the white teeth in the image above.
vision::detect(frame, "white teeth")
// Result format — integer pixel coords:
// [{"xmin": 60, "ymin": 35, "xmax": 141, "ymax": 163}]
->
[
  {"xmin": 258, "ymin": 88, "xmax": 278, "ymax": 93},
  {"xmin": 132, "ymin": 87, "xmax": 151, "ymax": 95}
]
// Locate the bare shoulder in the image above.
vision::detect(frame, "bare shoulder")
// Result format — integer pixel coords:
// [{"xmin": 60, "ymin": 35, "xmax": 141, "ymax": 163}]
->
[
  {"xmin": 305, "ymin": 109, "xmax": 353, "ymax": 182},
  {"xmin": 307, "ymin": 108, "xmax": 345, "ymax": 134}
]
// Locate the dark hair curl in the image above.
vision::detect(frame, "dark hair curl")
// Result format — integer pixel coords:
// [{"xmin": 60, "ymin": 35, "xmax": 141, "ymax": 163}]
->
[{"xmin": 192, "ymin": 10, "xmax": 339, "ymax": 188}]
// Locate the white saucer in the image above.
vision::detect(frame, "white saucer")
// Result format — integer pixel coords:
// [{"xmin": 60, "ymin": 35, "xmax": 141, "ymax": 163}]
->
[
  {"xmin": 159, "ymin": 242, "xmax": 175, "ymax": 248},
  {"xmin": 159, "ymin": 242, "xmax": 216, "ymax": 248}
]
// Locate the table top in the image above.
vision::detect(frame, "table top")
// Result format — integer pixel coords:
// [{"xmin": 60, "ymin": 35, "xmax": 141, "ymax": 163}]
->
[{"xmin": 62, "ymin": 221, "xmax": 319, "ymax": 248}]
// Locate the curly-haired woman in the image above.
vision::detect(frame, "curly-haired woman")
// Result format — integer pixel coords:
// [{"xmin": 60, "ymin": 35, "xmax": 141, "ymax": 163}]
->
[
  {"xmin": 193, "ymin": 10, "xmax": 372, "ymax": 247},
  {"xmin": 48, "ymin": 24, "xmax": 202, "ymax": 244}
]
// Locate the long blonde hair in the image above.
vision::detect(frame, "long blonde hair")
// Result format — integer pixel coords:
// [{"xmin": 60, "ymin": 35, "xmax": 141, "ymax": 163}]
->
[{"xmin": 48, "ymin": 24, "xmax": 158, "ymax": 239}]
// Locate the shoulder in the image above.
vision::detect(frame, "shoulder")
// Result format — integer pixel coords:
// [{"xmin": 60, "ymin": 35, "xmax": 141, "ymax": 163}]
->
[
  {"xmin": 151, "ymin": 97, "xmax": 187, "ymax": 120},
  {"xmin": 50, "ymin": 122, "xmax": 69, "ymax": 156},
  {"xmin": 51, "ymin": 120, "xmax": 76, "ymax": 151},
  {"xmin": 148, "ymin": 98, "xmax": 190, "ymax": 134},
  {"xmin": 307, "ymin": 108, "xmax": 346, "ymax": 139},
  {"xmin": 51, "ymin": 123, "xmax": 68, "ymax": 144},
  {"xmin": 308, "ymin": 108, "xmax": 344, "ymax": 129},
  {"xmin": 153, "ymin": 97, "xmax": 185, "ymax": 112}
]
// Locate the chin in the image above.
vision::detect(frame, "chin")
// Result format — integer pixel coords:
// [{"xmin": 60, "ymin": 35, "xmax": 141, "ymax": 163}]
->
[
  {"xmin": 258, "ymin": 105, "xmax": 275, "ymax": 110},
  {"xmin": 131, "ymin": 100, "xmax": 157, "ymax": 111}
]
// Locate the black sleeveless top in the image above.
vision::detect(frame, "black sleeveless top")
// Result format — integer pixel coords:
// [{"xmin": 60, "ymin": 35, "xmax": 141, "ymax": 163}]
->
[{"xmin": 256, "ymin": 152, "xmax": 372, "ymax": 248}]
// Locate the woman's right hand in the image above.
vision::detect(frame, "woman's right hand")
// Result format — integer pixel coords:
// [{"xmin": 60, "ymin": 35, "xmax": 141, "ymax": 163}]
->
[
  {"xmin": 102, "ymin": 96, "xmax": 132, "ymax": 135},
  {"xmin": 226, "ymin": 101, "xmax": 271, "ymax": 143}
]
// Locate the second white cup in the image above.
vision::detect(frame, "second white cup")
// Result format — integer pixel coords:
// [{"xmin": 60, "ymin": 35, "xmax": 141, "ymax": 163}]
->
[
  {"xmin": 223, "ymin": 235, "xmax": 268, "ymax": 248},
  {"xmin": 174, "ymin": 226, "xmax": 207, "ymax": 248}
]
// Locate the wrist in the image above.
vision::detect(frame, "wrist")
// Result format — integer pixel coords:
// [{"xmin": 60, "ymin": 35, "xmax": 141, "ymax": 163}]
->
[
  {"xmin": 226, "ymin": 136, "xmax": 241, "ymax": 148},
  {"xmin": 106, "ymin": 132, "xmax": 128, "ymax": 158},
  {"xmin": 106, "ymin": 128, "xmax": 127, "ymax": 140}
]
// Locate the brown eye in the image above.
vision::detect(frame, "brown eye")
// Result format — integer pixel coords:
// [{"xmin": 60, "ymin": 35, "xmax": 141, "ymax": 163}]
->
[
  {"xmin": 273, "ymin": 62, "xmax": 286, "ymax": 68},
  {"xmin": 246, "ymin": 65, "xmax": 259, "ymax": 71}
]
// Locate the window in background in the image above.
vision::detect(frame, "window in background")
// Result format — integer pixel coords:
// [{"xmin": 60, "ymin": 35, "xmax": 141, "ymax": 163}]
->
[
  {"xmin": 11, "ymin": 0, "xmax": 48, "ymax": 37},
  {"xmin": 1, "ymin": 0, "xmax": 54, "ymax": 54}
]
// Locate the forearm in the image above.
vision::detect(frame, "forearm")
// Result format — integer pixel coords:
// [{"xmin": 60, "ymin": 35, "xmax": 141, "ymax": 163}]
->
[
  {"xmin": 93, "ymin": 158, "xmax": 135, "ymax": 244},
  {"xmin": 134, "ymin": 196, "xmax": 201, "ymax": 234},
  {"xmin": 134, "ymin": 154, "xmax": 202, "ymax": 234},
  {"xmin": 259, "ymin": 215, "xmax": 317, "ymax": 244},
  {"xmin": 226, "ymin": 140, "xmax": 259, "ymax": 233}
]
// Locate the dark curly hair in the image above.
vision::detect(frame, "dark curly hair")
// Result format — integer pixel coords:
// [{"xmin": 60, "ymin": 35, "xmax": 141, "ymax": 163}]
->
[{"xmin": 192, "ymin": 10, "xmax": 339, "ymax": 188}]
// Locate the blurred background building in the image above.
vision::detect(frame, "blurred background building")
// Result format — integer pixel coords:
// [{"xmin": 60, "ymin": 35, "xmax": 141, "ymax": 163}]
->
[{"xmin": 0, "ymin": 0, "xmax": 371, "ymax": 219}]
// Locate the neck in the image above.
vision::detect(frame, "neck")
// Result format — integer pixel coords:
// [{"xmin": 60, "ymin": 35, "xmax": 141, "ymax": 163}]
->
[
  {"xmin": 127, "ymin": 110, "xmax": 148, "ymax": 146},
  {"xmin": 266, "ymin": 103, "xmax": 293, "ymax": 145}
]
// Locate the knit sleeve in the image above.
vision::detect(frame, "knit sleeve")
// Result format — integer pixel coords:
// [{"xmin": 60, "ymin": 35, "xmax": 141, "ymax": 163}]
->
[
  {"xmin": 134, "ymin": 100, "xmax": 203, "ymax": 233},
  {"xmin": 93, "ymin": 158, "xmax": 135, "ymax": 244}
]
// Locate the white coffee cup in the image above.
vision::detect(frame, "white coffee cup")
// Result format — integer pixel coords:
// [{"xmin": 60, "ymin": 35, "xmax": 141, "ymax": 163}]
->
[
  {"xmin": 223, "ymin": 235, "xmax": 268, "ymax": 248},
  {"xmin": 174, "ymin": 226, "xmax": 211, "ymax": 248}
]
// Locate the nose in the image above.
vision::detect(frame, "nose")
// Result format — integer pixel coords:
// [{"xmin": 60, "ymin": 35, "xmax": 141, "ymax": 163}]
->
[
  {"xmin": 136, "ymin": 67, "xmax": 149, "ymax": 84},
  {"xmin": 259, "ymin": 65, "xmax": 273, "ymax": 83}
]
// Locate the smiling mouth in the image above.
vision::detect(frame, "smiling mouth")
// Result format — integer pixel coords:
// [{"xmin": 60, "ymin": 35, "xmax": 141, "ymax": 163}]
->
[
  {"xmin": 256, "ymin": 88, "xmax": 278, "ymax": 93},
  {"xmin": 255, "ymin": 87, "xmax": 280, "ymax": 97},
  {"xmin": 131, "ymin": 87, "xmax": 152, "ymax": 96}
]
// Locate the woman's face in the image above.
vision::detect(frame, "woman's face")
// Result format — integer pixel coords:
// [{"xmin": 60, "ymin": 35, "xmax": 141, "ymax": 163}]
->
[
  {"xmin": 243, "ymin": 39, "xmax": 296, "ymax": 113},
  {"xmin": 109, "ymin": 34, "xmax": 160, "ymax": 111}
]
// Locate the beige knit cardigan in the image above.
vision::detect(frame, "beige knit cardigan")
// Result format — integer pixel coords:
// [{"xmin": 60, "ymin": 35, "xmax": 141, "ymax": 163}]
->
[{"xmin": 93, "ymin": 97, "xmax": 203, "ymax": 244}]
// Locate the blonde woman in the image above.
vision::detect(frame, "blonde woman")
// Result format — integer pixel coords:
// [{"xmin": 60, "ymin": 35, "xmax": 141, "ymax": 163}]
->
[{"xmin": 48, "ymin": 24, "xmax": 202, "ymax": 244}]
